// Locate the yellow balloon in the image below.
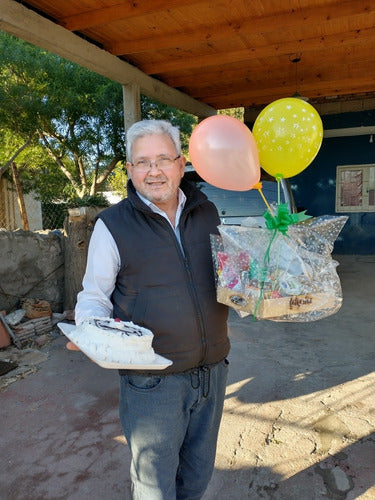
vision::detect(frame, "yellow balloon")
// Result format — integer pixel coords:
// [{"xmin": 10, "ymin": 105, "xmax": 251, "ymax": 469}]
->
[{"xmin": 252, "ymin": 97, "xmax": 323, "ymax": 178}]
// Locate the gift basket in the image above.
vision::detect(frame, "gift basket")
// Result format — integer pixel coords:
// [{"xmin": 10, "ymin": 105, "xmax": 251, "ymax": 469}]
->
[
  {"xmin": 188, "ymin": 98, "xmax": 348, "ymax": 322},
  {"xmin": 210, "ymin": 206, "xmax": 348, "ymax": 321}
]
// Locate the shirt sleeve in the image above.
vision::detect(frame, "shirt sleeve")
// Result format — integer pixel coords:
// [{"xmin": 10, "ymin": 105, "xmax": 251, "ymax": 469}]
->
[{"xmin": 74, "ymin": 218, "xmax": 120, "ymax": 325}]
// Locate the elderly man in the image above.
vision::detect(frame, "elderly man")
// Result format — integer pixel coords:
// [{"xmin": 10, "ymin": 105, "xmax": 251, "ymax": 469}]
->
[{"xmin": 72, "ymin": 119, "xmax": 230, "ymax": 499}]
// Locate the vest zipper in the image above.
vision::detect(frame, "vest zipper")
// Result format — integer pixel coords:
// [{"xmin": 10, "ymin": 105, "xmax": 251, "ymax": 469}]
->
[
  {"xmin": 179, "ymin": 213, "xmax": 208, "ymax": 364},
  {"xmin": 151, "ymin": 211, "xmax": 208, "ymax": 364}
]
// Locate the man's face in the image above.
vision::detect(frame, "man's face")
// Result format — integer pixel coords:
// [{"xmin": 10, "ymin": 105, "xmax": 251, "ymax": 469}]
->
[{"xmin": 127, "ymin": 134, "xmax": 186, "ymax": 211}]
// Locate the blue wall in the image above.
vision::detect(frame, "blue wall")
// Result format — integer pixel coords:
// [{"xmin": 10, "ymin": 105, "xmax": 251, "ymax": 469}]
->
[
  {"xmin": 248, "ymin": 109, "xmax": 375, "ymax": 254},
  {"xmin": 291, "ymin": 110, "xmax": 375, "ymax": 254}
]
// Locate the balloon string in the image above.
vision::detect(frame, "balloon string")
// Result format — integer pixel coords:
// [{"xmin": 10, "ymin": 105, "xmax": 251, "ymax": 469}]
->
[
  {"xmin": 253, "ymin": 182, "xmax": 274, "ymax": 215},
  {"xmin": 253, "ymin": 229, "xmax": 277, "ymax": 320},
  {"xmin": 275, "ymin": 173, "xmax": 284, "ymax": 206}
]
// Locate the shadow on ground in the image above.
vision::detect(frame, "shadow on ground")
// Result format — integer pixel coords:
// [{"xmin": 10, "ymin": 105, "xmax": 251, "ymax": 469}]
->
[{"xmin": 207, "ymin": 432, "xmax": 375, "ymax": 499}]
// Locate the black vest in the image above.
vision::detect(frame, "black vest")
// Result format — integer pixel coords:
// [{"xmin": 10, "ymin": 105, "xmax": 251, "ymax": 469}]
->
[{"xmin": 97, "ymin": 179, "xmax": 229, "ymax": 373}]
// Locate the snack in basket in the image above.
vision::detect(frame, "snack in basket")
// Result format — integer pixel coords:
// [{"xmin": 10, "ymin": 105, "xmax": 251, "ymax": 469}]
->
[
  {"xmin": 211, "ymin": 215, "xmax": 348, "ymax": 322},
  {"xmin": 59, "ymin": 317, "xmax": 172, "ymax": 368}
]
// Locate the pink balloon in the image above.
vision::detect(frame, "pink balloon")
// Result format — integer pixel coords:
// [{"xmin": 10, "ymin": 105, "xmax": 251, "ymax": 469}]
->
[{"xmin": 189, "ymin": 115, "xmax": 260, "ymax": 191}]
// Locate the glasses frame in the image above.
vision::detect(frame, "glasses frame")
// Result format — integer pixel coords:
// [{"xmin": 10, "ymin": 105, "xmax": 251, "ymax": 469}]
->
[{"xmin": 130, "ymin": 155, "xmax": 181, "ymax": 172}]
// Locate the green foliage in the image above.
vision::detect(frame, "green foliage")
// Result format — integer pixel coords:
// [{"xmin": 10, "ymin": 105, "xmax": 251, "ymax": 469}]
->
[
  {"xmin": 107, "ymin": 163, "xmax": 128, "ymax": 198},
  {"xmin": 0, "ymin": 31, "xmax": 197, "ymax": 205},
  {"xmin": 66, "ymin": 193, "xmax": 110, "ymax": 208},
  {"xmin": 0, "ymin": 31, "xmax": 125, "ymax": 199},
  {"xmin": 218, "ymin": 107, "xmax": 244, "ymax": 120},
  {"xmin": 0, "ymin": 126, "xmax": 68, "ymax": 198},
  {"xmin": 141, "ymin": 95, "xmax": 197, "ymax": 155}
]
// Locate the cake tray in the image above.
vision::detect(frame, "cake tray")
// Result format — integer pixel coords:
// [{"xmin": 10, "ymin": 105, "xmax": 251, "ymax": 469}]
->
[{"xmin": 58, "ymin": 322, "xmax": 173, "ymax": 370}]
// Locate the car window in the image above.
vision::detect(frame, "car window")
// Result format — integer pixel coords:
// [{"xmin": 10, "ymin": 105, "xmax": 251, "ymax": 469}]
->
[{"xmin": 184, "ymin": 167, "xmax": 296, "ymax": 225}]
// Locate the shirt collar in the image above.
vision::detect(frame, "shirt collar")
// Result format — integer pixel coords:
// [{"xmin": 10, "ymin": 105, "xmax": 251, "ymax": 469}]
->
[{"xmin": 136, "ymin": 188, "xmax": 187, "ymax": 219}]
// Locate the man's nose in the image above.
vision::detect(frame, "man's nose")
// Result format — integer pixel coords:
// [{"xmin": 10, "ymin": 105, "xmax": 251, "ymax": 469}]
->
[{"xmin": 148, "ymin": 161, "xmax": 163, "ymax": 173}]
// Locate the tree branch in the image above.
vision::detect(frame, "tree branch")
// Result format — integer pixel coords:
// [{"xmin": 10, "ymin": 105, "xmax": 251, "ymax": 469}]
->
[
  {"xmin": 90, "ymin": 156, "xmax": 121, "ymax": 195},
  {"xmin": 38, "ymin": 131, "xmax": 82, "ymax": 196},
  {"xmin": 0, "ymin": 136, "xmax": 32, "ymax": 179}
]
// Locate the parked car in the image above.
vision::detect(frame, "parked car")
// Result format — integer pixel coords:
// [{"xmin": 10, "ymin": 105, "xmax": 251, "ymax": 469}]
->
[{"xmin": 184, "ymin": 165, "xmax": 297, "ymax": 226}]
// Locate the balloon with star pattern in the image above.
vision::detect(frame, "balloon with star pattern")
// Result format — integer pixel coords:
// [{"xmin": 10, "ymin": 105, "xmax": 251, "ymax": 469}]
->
[{"xmin": 252, "ymin": 97, "xmax": 323, "ymax": 178}]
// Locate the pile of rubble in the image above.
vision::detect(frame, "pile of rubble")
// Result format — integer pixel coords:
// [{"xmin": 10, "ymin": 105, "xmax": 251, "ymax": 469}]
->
[
  {"xmin": 0, "ymin": 299, "xmax": 74, "ymax": 390},
  {"xmin": 0, "ymin": 298, "xmax": 71, "ymax": 349}
]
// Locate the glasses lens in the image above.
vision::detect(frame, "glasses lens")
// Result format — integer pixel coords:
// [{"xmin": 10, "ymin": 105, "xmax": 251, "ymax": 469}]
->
[
  {"xmin": 134, "ymin": 160, "xmax": 150, "ymax": 171},
  {"xmin": 133, "ymin": 156, "xmax": 177, "ymax": 172},
  {"xmin": 157, "ymin": 157, "xmax": 174, "ymax": 168}
]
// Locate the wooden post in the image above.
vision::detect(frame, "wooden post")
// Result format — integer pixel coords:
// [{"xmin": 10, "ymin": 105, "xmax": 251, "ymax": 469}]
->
[
  {"xmin": 123, "ymin": 83, "xmax": 141, "ymax": 133},
  {"xmin": 11, "ymin": 161, "xmax": 29, "ymax": 231},
  {"xmin": 63, "ymin": 206, "xmax": 104, "ymax": 311}
]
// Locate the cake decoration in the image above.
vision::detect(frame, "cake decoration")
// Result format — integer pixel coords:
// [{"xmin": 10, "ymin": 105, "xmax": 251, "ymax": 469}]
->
[{"xmin": 58, "ymin": 317, "xmax": 172, "ymax": 369}]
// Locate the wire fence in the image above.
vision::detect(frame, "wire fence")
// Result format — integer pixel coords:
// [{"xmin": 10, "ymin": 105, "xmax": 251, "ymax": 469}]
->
[
  {"xmin": 0, "ymin": 178, "xmax": 120, "ymax": 231},
  {"xmin": 0, "ymin": 193, "xmax": 68, "ymax": 231},
  {"xmin": 41, "ymin": 202, "xmax": 69, "ymax": 230}
]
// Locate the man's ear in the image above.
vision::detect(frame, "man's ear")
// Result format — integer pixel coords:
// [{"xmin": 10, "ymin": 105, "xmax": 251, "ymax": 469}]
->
[
  {"xmin": 179, "ymin": 156, "xmax": 187, "ymax": 177},
  {"xmin": 126, "ymin": 162, "xmax": 132, "ymax": 178}
]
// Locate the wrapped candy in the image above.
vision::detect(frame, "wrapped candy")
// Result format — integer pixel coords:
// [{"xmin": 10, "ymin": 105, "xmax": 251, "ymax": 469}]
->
[{"xmin": 211, "ymin": 212, "xmax": 348, "ymax": 322}]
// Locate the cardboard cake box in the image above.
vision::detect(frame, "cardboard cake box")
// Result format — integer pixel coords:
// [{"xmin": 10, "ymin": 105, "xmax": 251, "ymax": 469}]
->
[{"xmin": 217, "ymin": 287, "xmax": 339, "ymax": 319}]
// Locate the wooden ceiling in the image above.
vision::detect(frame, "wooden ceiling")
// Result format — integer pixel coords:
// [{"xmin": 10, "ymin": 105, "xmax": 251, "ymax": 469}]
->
[{"xmin": 8, "ymin": 0, "xmax": 375, "ymax": 110}]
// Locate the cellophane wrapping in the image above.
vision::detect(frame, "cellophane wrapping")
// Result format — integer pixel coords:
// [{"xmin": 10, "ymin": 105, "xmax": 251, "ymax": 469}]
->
[{"xmin": 210, "ymin": 215, "xmax": 348, "ymax": 322}]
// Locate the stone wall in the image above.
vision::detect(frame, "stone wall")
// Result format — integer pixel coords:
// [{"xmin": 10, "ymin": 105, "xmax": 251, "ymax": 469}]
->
[
  {"xmin": 0, "ymin": 207, "xmax": 104, "ymax": 315},
  {"xmin": 0, "ymin": 229, "xmax": 65, "ymax": 313}
]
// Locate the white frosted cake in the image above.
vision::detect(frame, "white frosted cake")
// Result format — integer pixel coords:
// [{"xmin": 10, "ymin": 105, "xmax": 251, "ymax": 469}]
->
[{"xmin": 59, "ymin": 317, "xmax": 172, "ymax": 368}]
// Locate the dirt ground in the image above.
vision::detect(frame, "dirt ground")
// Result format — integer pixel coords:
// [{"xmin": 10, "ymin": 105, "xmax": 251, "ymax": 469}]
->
[{"xmin": 1, "ymin": 254, "xmax": 374, "ymax": 499}]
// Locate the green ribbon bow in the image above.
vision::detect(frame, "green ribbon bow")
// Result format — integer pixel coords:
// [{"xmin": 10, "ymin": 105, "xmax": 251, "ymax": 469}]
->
[{"xmin": 263, "ymin": 203, "xmax": 311, "ymax": 235}]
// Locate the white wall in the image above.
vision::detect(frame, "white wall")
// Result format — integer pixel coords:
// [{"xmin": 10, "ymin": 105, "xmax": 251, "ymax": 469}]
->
[{"xmin": 0, "ymin": 178, "xmax": 43, "ymax": 230}]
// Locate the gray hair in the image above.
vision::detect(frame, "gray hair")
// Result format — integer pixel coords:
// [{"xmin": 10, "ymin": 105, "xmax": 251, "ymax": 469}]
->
[{"xmin": 126, "ymin": 120, "xmax": 181, "ymax": 162}]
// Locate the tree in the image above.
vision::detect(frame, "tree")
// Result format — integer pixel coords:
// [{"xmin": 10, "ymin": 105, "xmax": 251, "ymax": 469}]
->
[
  {"xmin": 141, "ymin": 95, "xmax": 197, "ymax": 154},
  {"xmin": 0, "ymin": 32, "xmax": 125, "ymax": 200},
  {"xmin": 0, "ymin": 32, "xmax": 197, "ymax": 203}
]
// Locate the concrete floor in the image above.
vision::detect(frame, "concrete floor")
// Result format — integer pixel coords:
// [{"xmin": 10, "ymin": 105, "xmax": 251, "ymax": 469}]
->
[{"xmin": 1, "ymin": 255, "xmax": 374, "ymax": 499}]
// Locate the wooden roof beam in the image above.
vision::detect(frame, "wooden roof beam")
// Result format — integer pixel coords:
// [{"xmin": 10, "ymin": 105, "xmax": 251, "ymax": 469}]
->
[
  {"xmin": 110, "ymin": 0, "xmax": 373, "ymax": 55},
  {"xmin": 166, "ymin": 46, "xmax": 375, "ymax": 88},
  {"xmin": 193, "ymin": 74, "xmax": 375, "ymax": 103},
  {"xmin": 142, "ymin": 25, "xmax": 375, "ymax": 74},
  {"xmin": 174, "ymin": 49, "xmax": 375, "ymax": 92},
  {"xmin": 59, "ymin": 0, "xmax": 202, "ymax": 31},
  {"xmin": 206, "ymin": 77, "xmax": 375, "ymax": 109}
]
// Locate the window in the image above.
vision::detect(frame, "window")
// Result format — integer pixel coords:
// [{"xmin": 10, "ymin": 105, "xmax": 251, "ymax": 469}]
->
[{"xmin": 336, "ymin": 164, "xmax": 375, "ymax": 212}]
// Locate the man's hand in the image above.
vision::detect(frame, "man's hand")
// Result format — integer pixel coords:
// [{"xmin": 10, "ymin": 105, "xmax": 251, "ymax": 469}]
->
[{"xmin": 66, "ymin": 341, "xmax": 80, "ymax": 351}]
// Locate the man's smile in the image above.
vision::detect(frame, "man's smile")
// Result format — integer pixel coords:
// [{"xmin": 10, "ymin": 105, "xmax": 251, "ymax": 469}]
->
[{"xmin": 146, "ymin": 179, "xmax": 167, "ymax": 186}]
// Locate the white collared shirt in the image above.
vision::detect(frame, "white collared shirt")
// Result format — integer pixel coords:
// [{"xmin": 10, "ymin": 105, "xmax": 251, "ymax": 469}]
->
[
  {"xmin": 137, "ymin": 188, "xmax": 186, "ymax": 244},
  {"xmin": 75, "ymin": 189, "xmax": 186, "ymax": 324}
]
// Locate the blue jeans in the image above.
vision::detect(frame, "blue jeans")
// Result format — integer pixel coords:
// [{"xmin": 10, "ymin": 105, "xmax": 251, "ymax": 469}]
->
[{"xmin": 119, "ymin": 359, "xmax": 229, "ymax": 500}]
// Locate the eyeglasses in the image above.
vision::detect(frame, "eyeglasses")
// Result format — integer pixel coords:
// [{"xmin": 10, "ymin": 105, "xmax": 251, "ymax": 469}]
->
[{"xmin": 130, "ymin": 155, "xmax": 181, "ymax": 173}]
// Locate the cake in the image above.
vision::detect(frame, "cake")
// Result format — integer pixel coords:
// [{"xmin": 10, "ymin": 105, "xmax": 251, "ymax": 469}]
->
[{"xmin": 66, "ymin": 317, "xmax": 163, "ymax": 366}]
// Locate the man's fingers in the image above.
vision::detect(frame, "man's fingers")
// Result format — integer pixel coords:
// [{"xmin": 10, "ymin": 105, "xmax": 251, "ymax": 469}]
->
[{"xmin": 66, "ymin": 341, "xmax": 80, "ymax": 351}]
